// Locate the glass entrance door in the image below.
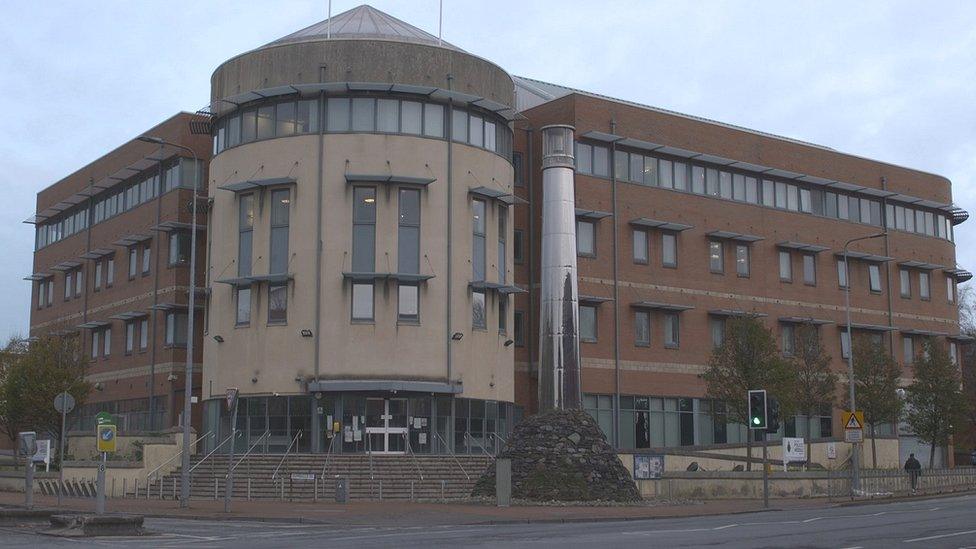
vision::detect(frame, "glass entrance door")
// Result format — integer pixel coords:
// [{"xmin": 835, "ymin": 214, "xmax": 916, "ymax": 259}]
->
[{"xmin": 365, "ymin": 398, "xmax": 408, "ymax": 454}]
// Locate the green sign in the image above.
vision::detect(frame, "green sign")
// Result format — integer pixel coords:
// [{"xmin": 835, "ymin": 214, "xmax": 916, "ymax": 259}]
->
[{"xmin": 95, "ymin": 412, "xmax": 116, "ymax": 427}]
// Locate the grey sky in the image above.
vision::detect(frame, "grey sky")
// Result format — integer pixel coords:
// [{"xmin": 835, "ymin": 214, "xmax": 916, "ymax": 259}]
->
[{"xmin": 2, "ymin": 1, "xmax": 974, "ymax": 341}]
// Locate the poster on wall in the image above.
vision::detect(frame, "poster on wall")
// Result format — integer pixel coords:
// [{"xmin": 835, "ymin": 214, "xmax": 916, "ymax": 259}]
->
[{"xmin": 633, "ymin": 454, "xmax": 664, "ymax": 480}]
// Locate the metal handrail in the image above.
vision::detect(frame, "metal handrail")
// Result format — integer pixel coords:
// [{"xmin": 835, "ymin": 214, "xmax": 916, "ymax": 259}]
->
[
  {"xmin": 431, "ymin": 430, "xmax": 469, "ymax": 480},
  {"xmin": 271, "ymin": 430, "xmax": 304, "ymax": 481},
  {"xmin": 146, "ymin": 431, "xmax": 213, "ymax": 484},
  {"xmin": 225, "ymin": 431, "xmax": 270, "ymax": 478},
  {"xmin": 465, "ymin": 432, "xmax": 492, "ymax": 458},
  {"xmin": 318, "ymin": 433, "xmax": 338, "ymax": 479},
  {"xmin": 489, "ymin": 432, "xmax": 508, "ymax": 455},
  {"xmin": 366, "ymin": 429, "xmax": 374, "ymax": 480},
  {"xmin": 403, "ymin": 432, "xmax": 425, "ymax": 481},
  {"xmin": 189, "ymin": 431, "xmax": 241, "ymax": 473}
]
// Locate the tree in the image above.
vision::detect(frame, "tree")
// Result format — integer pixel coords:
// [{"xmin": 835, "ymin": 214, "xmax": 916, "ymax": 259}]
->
[
  {"xmin": 0, "ymin": 335, "xmax": 92, "ymax": 459},
  {"xmin": 906, "ymin": 338, "xmax": 970, "ymax": 468},
  {"xmin": 701, "ymin": 316, "xmax": 794, "ymax": 470},
  {"xmin": 852, "ymin": 336, "xmax": 903, "ymax": 469},
  {"xmin": 790, "ymin": 323, "xmax": 836, "ymax": 462}
]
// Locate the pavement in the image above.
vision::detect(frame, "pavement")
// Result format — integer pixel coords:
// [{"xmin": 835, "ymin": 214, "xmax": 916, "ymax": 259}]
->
[{"xmin": 0, "ymin": 493, "xmax": 974, "ymax": 548}]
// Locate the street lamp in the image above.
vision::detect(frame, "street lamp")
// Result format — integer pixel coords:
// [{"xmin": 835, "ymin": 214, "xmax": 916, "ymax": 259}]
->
[
  {"xmin": 843, "ymin": 231, "xmax": 887, "ymax": 497},
  {"xmin": 138, "ymin": 135, "xmax": 199, "ymax": 509}
]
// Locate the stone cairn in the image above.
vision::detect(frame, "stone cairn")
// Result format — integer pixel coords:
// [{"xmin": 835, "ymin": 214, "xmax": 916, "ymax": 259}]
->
[{"xmin": 472, "ymin": 408, "xmax": 641, "ymax": 502}]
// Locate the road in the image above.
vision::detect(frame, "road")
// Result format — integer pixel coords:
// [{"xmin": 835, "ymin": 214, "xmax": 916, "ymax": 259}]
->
[{"xmin": 1, "ymin": 494, "xmax": 975, "ymax": 548}]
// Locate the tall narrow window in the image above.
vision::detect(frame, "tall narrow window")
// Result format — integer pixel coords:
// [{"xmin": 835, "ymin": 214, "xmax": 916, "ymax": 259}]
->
[
  {"xmin": 129, "ymin": 247, "xmax": 138, "ymax": 278},
  {"xmin": 709, "ymin": 241, "xmax": 723, "ymax": 273},
  {"xmin": 352, "ymin": 187, "xmax": 376, "ymax": 321},
  {"xmin": 782, "ymin": 324, "xmax": 795, "ymax": 356},
  {"xmin": 139, "ymin": 318, "xmax": 148, "ymax": 350},
  {"xmin": 398, "ymin": 188, "xmax": 421, "ymax": 323},
  {"xmin": 472, "ymin": 199, "xmax": 487, "ymax": 281},
  {"xmin": 947, "ymin": 277, "xmax": 955, "ymax": 304},
  {"xmin": 106, "ymin": 257, "xmax": 115, "ymax": 285},
  {"xmin": 169, "ymin": 233, "xmax": 190, "ymax": 265},
  {"xmin": 735, "ymin": 244, "xmax": 750, "ymax": 277},
  {"xmin": 166, "ymin": 312, "xmax": 187, "ymax": 346},
  {"xmin": 268, "ymin": 284, "xmax": 287, "ymax": 324},
  {"xmin": 779, "ymin": 251, "xmax": 792, "ymax": 282},
  {"xmin": 103, "ymin": 327, "xmax": 112, "ymax": 356},
  {"xmin": 498, "ymin": 296, "xmax": 507, "ymax": 333},
  {"xmin": 472, "ymin": 290, "xmax": 486, "ymax": 329},
  {"xmin": 269, "ymin": 189, "xmax": 290, "ymax": 274},
  {"xmin": 662, "ymin": 233, "xmax": 677, "ymax": 268},
  {"xmin": 868, "ymin": 264, "xmax": 882, "ymax": 293},
  {"xmin": 837, "ymin": 259, "xmax": 848, "ymax": 288},
  {"xmin": 635, "ymin": 311, "xmax": 650, "ymax": 347},
  {"xmin": 664, "ymin": 313, "xmax": 679, "ymax": 348},
  {"xmin": 903, "ymin": 336, "xmax": 914, "ymax": 364},
  {"xmin": 840, "ymin": 331, "xmax": 851, "ymax": 359},
  {"xmin": 497, "ymin": 207, "xmax": 507, "ymax": 283},
  {"xmin": 950, "ymin": 342, "xmax": 958, "ymax": 365},
  {"xmin": 238, "ymin": 194, "xmax": 254, "ymax": 277},
  {"xmin": 710, "ymin": 318, "xmax": 725, "ymax": 347},
  {"xmin": 74, "ymin": 269, "xmax": 83, "ymax": 297},
  {"xmin": 633, "ymin": 229, "xmax": 648, "ymax": 264},
  {"xmin": 803, "ymin": 254, "xmax": 816, "ymax": 286},
  {"xmin": 513, "ymin": 229, "xmax": 525, "ymax": 264},
  {"xmin": 900, "ymin": 268, "xmax": 911, "ymax": 298},
  {"xmin": 95, "ymin": 261, "xmax": 103, "ymax": 290},
  {"xmin": 125, "ymin": 322, "xmax": 135, "ymax": 354},
  {"xmin": 64, "ymin": 273, "xmax": 72, "ymax": 300},
  {"xmin": 919, "ymin": 271, "xmax": 930, "ymax": 300},
  {"xmin": 236, "ymin": 287, "xmax": 251, "ymax": 325},
  {"xmin": 142, "ymin": 244, "xmax": 151, "ymax": 275},
  {"xmin": 514, "ymin": 310, "xmax": 525, "ymax": 346},
  {"xmin": 576, "ymin": 220, "xmax": 595, "ymax": 256},
  {"xmin": 91, "ymin": 331, "xmax": 99, "ymax": 359},
  {"xmin": 580, "ymin": 305, "xmax": 597, "ymax": 342}
]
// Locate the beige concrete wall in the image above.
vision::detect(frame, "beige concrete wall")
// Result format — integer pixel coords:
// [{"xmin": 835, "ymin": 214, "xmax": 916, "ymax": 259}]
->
[{"xmin": 205, "ymin": 132, "xmax": 514, "ymax": 403}]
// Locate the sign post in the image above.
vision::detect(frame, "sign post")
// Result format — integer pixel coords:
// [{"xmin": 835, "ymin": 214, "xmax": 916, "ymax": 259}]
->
[
  {"xmin": 747, "ymin": 390, "xmax": 770, "ymax": 508},
  {"xmin": 19, "ymin": 432, "xmax": 37, "ymax": 510},
  {"xmin": 224, "ymin": 388, "xmax": 239, "ymax": 513},
  {"xmin": 842, "ymin": 410, "xmax": 864, "ymax": 497},
  {"xmin": 95, "ymin": 422, "xmax": 117, "ymax": 515},
  {"xmin": 782, "ymin": 437, "xmax": 806, "ymax": 472},
  {"xmin": 54, "ymin": 391, "xmax": 75, "ymax": 507}
]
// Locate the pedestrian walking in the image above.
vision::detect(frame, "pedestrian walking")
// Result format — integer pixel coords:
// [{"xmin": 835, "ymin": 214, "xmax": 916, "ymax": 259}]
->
[{"xmin": 904, "ymin": 453, "xmax": 922, "ymax": 493}]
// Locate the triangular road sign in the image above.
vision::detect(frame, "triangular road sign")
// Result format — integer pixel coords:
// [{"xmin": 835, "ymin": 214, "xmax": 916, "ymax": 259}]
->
[{"xmin": 845, "ymin": 413, "xmax": 862, "ymax": 430}]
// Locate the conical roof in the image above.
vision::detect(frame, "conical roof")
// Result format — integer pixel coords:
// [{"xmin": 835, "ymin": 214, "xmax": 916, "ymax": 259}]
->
[{"xmin": 263, "ymin": 4, "xmax": 463, "ymax": 52}]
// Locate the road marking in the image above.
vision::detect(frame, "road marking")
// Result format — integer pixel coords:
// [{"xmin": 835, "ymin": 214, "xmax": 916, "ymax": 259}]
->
[
  {"xmin": 803, "ymin": 517, "xmax": 824, "ymax": 523},
  {"xmin": 712, "ymin": 524, "xmax": 738, "ymax": 530},
  {"xmin": 903, "ymin": 529, "xmax": 976, "ymax": 543},
  {"xmin": 838, "ymin": 546, "xmax": 863, "ymax": 549}
]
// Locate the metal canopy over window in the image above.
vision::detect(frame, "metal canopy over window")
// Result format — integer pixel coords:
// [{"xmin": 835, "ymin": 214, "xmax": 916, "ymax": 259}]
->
[
  {"xmin": 778, "ymin": 316, "xmax": 834, "ymax": 325},
  {"xmin": 708, "ymin": 309, "xmax": 767, "ymax": 318},
  {"xmin": 468, "ymin": 280, "xmax": 524, "ymax": 294},
  {"xmin": 50, "ymin": 261, "xmax": 82, "ymax": 272},
  {"xmin": 152, "ymin": 221, "xmax": 207, "ymax": 233},
  {"xmin": 944, "ymin": 268, "xmax": 973, "ymax": 282},
  {"xmin": 575, "ymin": 208, "xmax": 613, "ymax": 220},
  {"xmin": 108, "ymin": 311, "xmax": 149, "ymax": 321},
  {"xmin": 218, "ymin": 177, "xmax": 297, "ymax": 193},
  {"xmin": 629, "ymin": 218, "xmax": 694, "ymax": 232},
  {"xmin": 150, "ymin": 302, "xmax": 204, "ymax": 311},
  {"xmin": 580, "ymin": 295, "xmax": 614, "ymax": 305},
  {"xmin": 900, "ymin": 328, "xmax": 948, "ymax": 337},
  {"xmin": 216, "ymin": 273, "xmax": 295, "ymax": 287},
  {"xmin": 897, "ymin": 260, "xmax": 946, "ymax": 271},
  {"xmin": 579, "ymin": 130, "xmax": 622, "ymax": 143},
  {"xmin": 632, "ymin": 301, "xmax": 694, "ymax": 312},
  {"xmin": 23, "ymin": 273, "xmax": 52, "ymax": 281},
  {"xmin": 776, "ymin": 241, "xmax": 830, "ymax": 253},
  {"xmin": 76, "ymin": 321, "xmax": 111, "ymax": 330},
  {"xmin": 947, "ymin": 334, "xmax": 975, "ymax": 342},
  {"xmin": 112, "ymin": 234, "xmax": 152, "ymax": 247},
  {"xmin": 345, "ymin": 174, "xmax": 436, "ymax": 187},
  {"xmin": 834, "ymin": 251, "xmax": 893, "ymax": 263},
  {"xmin": 80, "ymin": 248, "xmax": 115, "ymax": 260},
  {"xmin": 705, "ymin": 230, "xmax": 764, "ymax": 243},
  {"xmin": 840, "ymin": 322, "xmax": 896, "ymax": 332},
  {"xmin": 469, "ymin": 186, "xmax": 517, "ymax": 205}
]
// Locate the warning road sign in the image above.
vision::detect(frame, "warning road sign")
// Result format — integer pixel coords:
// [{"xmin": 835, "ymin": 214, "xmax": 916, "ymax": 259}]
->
[{"xmin": 842, "ymin": 411, "xmax": 864, "ymax": 430}]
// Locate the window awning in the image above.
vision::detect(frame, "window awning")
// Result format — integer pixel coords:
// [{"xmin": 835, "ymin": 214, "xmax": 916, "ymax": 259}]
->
[
  {"xmin": 341, "ymin": 272, "xmax": 434, "ymax": 283},
  {"xmin": 580, "ymin": 295, "xmax": 614, "ymax": 304},
  {"xmin": 23, "ymin": 273, "xmax": 52, "ymax": 281},
  {"xmin": 218, "ymin": 177, "xmax": 297, "ymax": 193},
  {"xmin": 897, "ymin": 260, "xmax": 945, "ymax": 271},
  {"xmin": 839, "ymin": 322, "xmax": 896, "ymax": 332},
  {"xmin": 112, "ymin": 233, "xmax": 153, "ymax": 247},
  {"xmin": 344, "ymin": 174, "xmax": 436, "ymax": 187},
  {"xmin": 834, "ymin": 251, "xmax": 893, "ymax": 263},
  {"xmin": 152, "ymin": 221, "xmax": 206, "ymax": 232},
  {"xmin": 390, "ymin": 273, "xmax": 436, "ymax": 283},
  {"xmin": 579, "ymin": 130, "xmax": 623, "ymax": 143},
  {"xmin": 216, "ymin": 273, "xmax": 295, "ymax": 287},
  {"xmin": 632, "ymin": 301, "xmax": 694, "ymax": 312},
  {"xmin": 76, "ymin": 320, "xmax": 111, "ymax": 330},
  {"xmin": 575, "ymin": 208, "xmax": 612, "ymax": 220},
  {"xmin": 108, "ymin": 311, "xmax": 149, "ymax": 321},
  {"xmin": 947, "ymin": 333, "xmax": 975, "ymax": 343},
  {"xmin": 150, "ymin": 302, "xmax": 203, "ymax": 311},
  {"xmin": 80, "ymin": 248, "xmax": 115, "ymax": 260},
  {"xmin": 944, "ymin": 268, "xmax": 973, "ymax": 283},
  {"xmin": 900, "ymin": 328, "xmax": 948, "ymax": 337},
  {"xmin": 469, "ymin": 186, "xmax": 518, "ymax": 205},
  {"xmin": 629, "ymin": 218, "xmax": 693, "ymax": 232},
  {"xmin": 468, "ymin": 280, "xmax": 525, "ymax": 294},
  {"xmin": 776, "ymin": 241, "xmax": 830, "ymax": 253},
  {"xmin": 709, "ymin": 309, "xmax": 767, "ymax": 318},
  {"xmin": 498, "ymin": 284, "xmax": 527, "ymax": 295},
  {"xmin": 50, "ymin": 261, "xmax": 82, "ymax": 272},
  {"xmin": 706, "ymin": 230, "xmax": 764, "ymax": 243},
  {"xmin": 779, "ymin": 316, "xmax": 834, "ymax": 325}
]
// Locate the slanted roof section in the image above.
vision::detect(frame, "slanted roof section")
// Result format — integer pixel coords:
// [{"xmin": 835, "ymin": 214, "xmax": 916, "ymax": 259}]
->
[{"xmin": 263, "ymin": 5, "xmax": 463, "ymax": 52}]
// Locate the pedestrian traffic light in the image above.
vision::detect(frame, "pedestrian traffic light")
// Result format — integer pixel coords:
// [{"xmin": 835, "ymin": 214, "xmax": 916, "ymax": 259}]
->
[
  {"xmin": 748, "ymin": 390, "xmax": 767, "ymax": 430},
  {"xmin": 766, "ymin": 397, "xmax": 781, "ymax": 433}
]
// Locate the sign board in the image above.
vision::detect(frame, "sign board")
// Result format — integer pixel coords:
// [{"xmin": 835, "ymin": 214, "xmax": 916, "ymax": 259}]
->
[
  {"xmin": 842, "ymin": 410, "xmax": 864, "ymax": 443},
  {"xmin": 18, "ymin": 432, "xmax": 37, "ymax": 457},
  {"xmin": 96, "ymin": 425, "xmax": 117, "ymax": 453},
  {"xmin": 54, "ymin": 392, "xmax": 75, "ymax": 414},
  {"xmin": 291, "ymin": 473, "xmax": 315, "ymax": 482},
  {"xmin": 827, "ymin": 442, "xmax": 837, "ymax": 460},
  {"xmin": 782, "ymin": 437, "xmax": 806, "ymax": 464},
  {"xmin": 32, "ymin": 440, "xmax": 51, "ymax": 465},
  {"xmin": 633, "ymin": 454, "xmax": 665, "ymax": 480},
  {"xmin": 226, "ymin": 387, "xmax": 239, "ymax": 411},
  {"xmin": 95, "ymin": 412, "xmax": 115, "ymax": 427},
  {"xmin": 844, "ymin": 429, "xmax": 863, "ymax": 443}
]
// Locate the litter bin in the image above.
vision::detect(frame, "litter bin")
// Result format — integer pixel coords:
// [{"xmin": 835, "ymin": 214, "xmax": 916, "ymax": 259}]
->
[{"xmin": 335, "ymin": 476, "xmax": 348, "ymax": 503}]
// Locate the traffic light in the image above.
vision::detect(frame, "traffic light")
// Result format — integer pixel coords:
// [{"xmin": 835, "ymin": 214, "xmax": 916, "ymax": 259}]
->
[
  {"xmin": 748, "ymin": 390, "xmax": 767, "ymax": 430},
  {"xmin": 766, "ymin": 397, "xmax": 781, "ymax": 433}
]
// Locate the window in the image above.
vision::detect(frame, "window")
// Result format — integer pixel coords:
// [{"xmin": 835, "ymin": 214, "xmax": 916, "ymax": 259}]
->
[
  {"xmin": 903, "ymin": 336, "xmax": 914, "ymax": 364},
  {"xmin": 662, "ymin": 233, "xmax": 677, "ymax": 268},
  {"xmin": 514, "ymin": 310, "xmax": 525, "ymax": 346},
  {"xmin": 353, "ymin": 187, "xmax": 376, "ymax": 321},
  {"xmin": 125, "ymin": 322, "xmax": 135, "ymax": 354},
  {"xmin": 719, "ymin": 171, "xmax": 732, "ymax": 199},
  {"xmin": 169, "ymin": 233, "xmax": 190, "ymax": 265},
  {"xmin": 498, "ymin": 295, "xmax": 507, "ymax": 333},
  {"xmin": 64, "ymin": 272, "xmax": 72, "ymax": 300},
  {"xmin": 268, "ymin": 283, "xmax": 287, "ymax": 324},
  {"xmin": 710, "ymin": 317, "xmax": 725, "ymax": 347},
  {"xmin": 91, "ymin": 331, "xmax": 99, "ymax": 359},
  {"xmin": 142, "ymin": 244, "xmax": 151, "ymax": 275},
  {"xmin": 735, "ymin": 244, "xmax": 750, "ymax": 277},
  {"xmin": 95, "ymin": 261, "xmax": 103, "ymax": 290},
  {"xmin": 128, "ymin": 247, "xmax": 138, "ymax": 278},
  {"xmin": 139, "ymin": 318, "xmax": 148, "ymax": 350},
  {"xmin": 165, "ymin": 312, "xmax": 187, "ymax": 346},
  {"xmin": 326, "ymin": 98, "xmax": 350, "ymax": 131},
  {"xmin": 577, "ymin": 220, "xmax": 595, "ymax": 256},
  {"xmin": 74, "ymin": 269, "xmax": 83, "ymax": 297},
  {"xmin": 633, "ymin": 229, "xmax": 648, "ymax": 264},
  {"xmin": 269, "ymin": 189, "xmax": 290, "ymax": 274},
  {"xmin": 950, "ymin": 342, "xmax": 958, "ymax": 365},
  {"xmin": 576, "ymin": 143, "xmax": 592, "ymax": 174},
  {"xmin": 472, "ymin": 199, "xmax": 486, "ymax": 279},
  {"xmin": 256, "ymin": 105, "xmax": 274, "ymax": 139},
  {"xmin": 919, "ymin": 271, "xmax": 930, "ymax": 300},
  {"xmin": 236, "ymin": 287, "xmax": 251, "ymax": 325},
  {"xmin": 276, "ymin": 101, "xmax": 296, "ymax": 136},
  {"xmin": 762, "ymin": 180, "xmax": 775, "ymax": 206},
  {"xmin": 837, "ymin": 259, "xmax": 848, "ymax": 288},
  {"xmin": 472, "ymin": 290, "xmax": 486, "ymax": 329},
  {"xmin": 103, "ymin": 327, "xmax": 112, "ymax": 357},
  {"xmin": 706, "ymin": 168, "xmax": 719, "ymax": 196},
  {"xmin": 664, "ymin": 313, "xmax": 679, "ymax": 348},
  {"xmin": 351, "ymin": 98, "xmax": 375, "ymax": 131},
  {"xmin": 947, "ymin": 277, "xmax": 956, "ymax": 304},
  {"xmin": 497, "ymin": 207, "xmax": 507, "ymax": 283},
  {"xmin": 673, "ymin": 162, "xmax": 688, "ymax": 191},
  {"xmin": 592, "ymin": 146, "xmax": 609, "ymax": 177},
  {"xmin": 238, "ymin": 194, "xmax": 254, "ymax": 277},
  {"xmin": 840, "ymin": 331, "xmax": 851, "ymax": 359},
  {"xmin": 709, "ymin": 241, "xmax": 723, "ymax": 273},
  {"xmin": 635, "ymin": 311, "xmax": 650, "ymax": 347},
  {"xmin": 352, "ymin": 283, "xmax": 374, "ymax": 321},
  {"xmin": 513, "ymin": 229, "xmax": 524, "ymax": 264},
  {"xmin": 399, "ymin": 188, "xmax": 422, "ymax": 322},
  {"xmin": 691, "ymin": 166, "xmax": 705, "ymax": 194},
  {"xmin": 732, "ymin": 174, "xmax": 745, "ymax": 201},
  {"xmin": 659, "ymin": 159, "xmax": 673, "ymax": 189},
  {"xmin": 423, "ymin": 103, "xmax": 444, "ymax": 137},
  {"xmin": 402, "ymin": 101, "xmax": 423, "ymax": 134},
  {"xmin": 376, "ymin": 99, "xmax": 398, "ymax": 132},
  {"xmin": 868, "ymin": 264, "xmax": 882, "ymax": 293},
  {"xmin": 513, "ymin": 152, "xmax": 524, "ymax": 187},
  {"xmin": 782, "ymin": 324, "xmax": 795, "ymax": 356},
  {"xmin": 900, "ymin": 269, "xmax": 911, "ymax": 298},
  {"xmin": 106, "ymin": 257, "xmax": 115, "ymax": 285},
  {"xmin": 803, "ymin": 254, "xmax": 816, "ymax": 285},
  {"xmin": 779, "ymin": 251, "xmax": 792, "ymax": 282},
  {"xmin": 580, "ymin": 305, "xmax": 597, "ymax": 342}
]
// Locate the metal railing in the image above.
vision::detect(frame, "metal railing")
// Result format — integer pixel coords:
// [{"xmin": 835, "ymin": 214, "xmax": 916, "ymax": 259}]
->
[
  {"xmin": 366, "ymin": 430, "xmax": 375, "ymax": 481},
  {"xmin": 464, "ymin": 432, "xmax": 492, "ymax": 458},
  {"xmin": 271, "ymin": 430, "xmax": 304, "ymax": 481},
  {"xmin": 431, "ymin": 430, "xmax": 469, "ymax": 480},
  {"xmin": 145, "ymin": 431, "xmax": 213, "ymax": 486},
  {"xmin": 318, "ymin": 433, "xmax": 339, "ymax": 480},
  {"xmin": 225, "ymin": 431, "xmax": 271, "ymax": 478},
  {"xmin": 188, "ymin": 430, "xmax": 242, "ymax": 473},
  {"xmin": 488, "ymin": 433, "xmax": 507, "ymax": 455},
  {"xmin": 403, "ymin": 432, "xmax": 425, "ymax": 481}
]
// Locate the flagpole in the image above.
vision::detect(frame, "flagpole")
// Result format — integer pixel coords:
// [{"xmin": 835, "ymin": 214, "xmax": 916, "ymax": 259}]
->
[
  {"xmin": 327, "ymin": 0, "xmax": 332, "ymax": 39},
  {"xmin": 438, "ymin": 0, "xmax": 443, "ymax": 45}
]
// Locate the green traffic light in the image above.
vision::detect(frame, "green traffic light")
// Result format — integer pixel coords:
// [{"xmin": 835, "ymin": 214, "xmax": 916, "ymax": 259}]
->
[{"xmin": 752, "ymin": 417, "xmax": 760, "ymax": 425}]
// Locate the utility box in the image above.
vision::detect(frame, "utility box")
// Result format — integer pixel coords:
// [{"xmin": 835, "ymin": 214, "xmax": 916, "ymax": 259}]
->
[
  {"xmin": 496, "ymin": 458, "xmax": 512, "ymax": 507},
  {"xmin": 335, "ymin": 476, "xmax": 348, "ymax": 503}
]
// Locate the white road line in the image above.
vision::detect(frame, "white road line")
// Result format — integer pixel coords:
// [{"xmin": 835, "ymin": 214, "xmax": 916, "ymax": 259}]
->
[
  {"xmin": 903, "ymin": 529, "xmax": 976, "ymax": 543},
  {"xmin": 712, "ymin": 524, "xmax": 738, "ymax": 530},
  {"xmin": 803, "ymin": 517, "xmax": 824, "ymax": 523},
  {"xmin": 838, "ymin": 546, "xmax": 863, "ymax": 549}
]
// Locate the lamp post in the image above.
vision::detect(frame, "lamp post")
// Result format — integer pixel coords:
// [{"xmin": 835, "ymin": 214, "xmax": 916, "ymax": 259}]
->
[
  {"xmin": 843, "ymin": 231, "xmax": 886, "ymax": 497},
  {"xmin": 138, "ymin": 135, "xmax": 199, "ymax": 508}
]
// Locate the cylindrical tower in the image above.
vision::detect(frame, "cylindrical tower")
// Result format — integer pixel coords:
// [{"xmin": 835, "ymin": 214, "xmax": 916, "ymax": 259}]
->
[
  {"xmin": 538, "ymin": 125, "xmax": 581, "ymax": 411},
  {"xmin": 201, "ymin": 6, "xmax": 517, "ymax": 454}
]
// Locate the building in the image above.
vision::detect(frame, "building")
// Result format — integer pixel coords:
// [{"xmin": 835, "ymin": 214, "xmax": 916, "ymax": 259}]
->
[
  {"xmin": 26, "ymin": 5, "xmax": 970, "ymax": 460},
  {"xmin": 26, "ymin": 113, "xmax": 209, "ymax": 433}
]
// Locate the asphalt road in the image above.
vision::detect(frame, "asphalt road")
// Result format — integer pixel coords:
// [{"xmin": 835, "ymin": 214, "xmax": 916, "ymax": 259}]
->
[{"xmin": 1, "ymin": 494, "xmax": 975, "ymax": 548}]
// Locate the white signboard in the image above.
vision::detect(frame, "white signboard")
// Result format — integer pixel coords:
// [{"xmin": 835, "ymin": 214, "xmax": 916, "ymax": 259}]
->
[
  {"xmin": 33, "ymin": 439, "xmax": 51, "ymax": 471},
  {"xmin": 844, "ymin": 429, "xmax": 863, "ymax": 443},
  {"xmin": 782, "ymin": 437, "xmax": 806, "ymax": 469},
  {"xmin": 826, "ymin": 442, "xmax": 837, "ymax": 460}
]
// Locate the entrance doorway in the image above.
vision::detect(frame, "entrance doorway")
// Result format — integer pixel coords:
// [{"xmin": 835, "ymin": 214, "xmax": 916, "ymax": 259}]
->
[{"xmin": 365, "ymin": 398, "xmax": 408, "ymax": 453}]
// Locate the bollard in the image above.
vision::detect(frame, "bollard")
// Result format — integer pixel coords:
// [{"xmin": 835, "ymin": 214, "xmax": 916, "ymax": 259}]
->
[
  {"xmin": 25, "ymin": 461, "xmax": 34, "ymax": 510},
  {"xmin": 95, "ymin": 453, "xmax": 106, "ymax": 515},
  {"xmin": 495, "ymin": 458, "xmax": 511, "ymax": 507},
  {"xmin": 410, "ymin": 480, "xmax": 415, "ymax": 501},
  {"xmin": 214, "ymin": 478, "xmax": 218, "ymax": 500},
  {"xmin": 248, "ymin": 478, "xmax": 252, "ymax": 501},
  {"xmin": 280, "ymin": 479, "xmax": 285, "ymax": 501},
  {"xmin": 160, "ymin": 477, "xmax": 164, "ymax": 499},
  {"xmin": 313, "ymin": 477, "xmax": 318, "ymax": 503},
  {"xmin": 441, "ymin": 480, "xmax": 445, "ymax": 500},
  {"xmin": 335, "ymin": 476, "xmax": 348, "ymax": 504},
  {"xmin": 378, "ymin": 480, "xmax": 382, "ymax": 500},
  {"xmin": 173, "ymin": 477, "xmax": 176, "ymax": 500},
  {"xmin": 123, "ymin": 478, "xmax": 127, "ymax": 499}
]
